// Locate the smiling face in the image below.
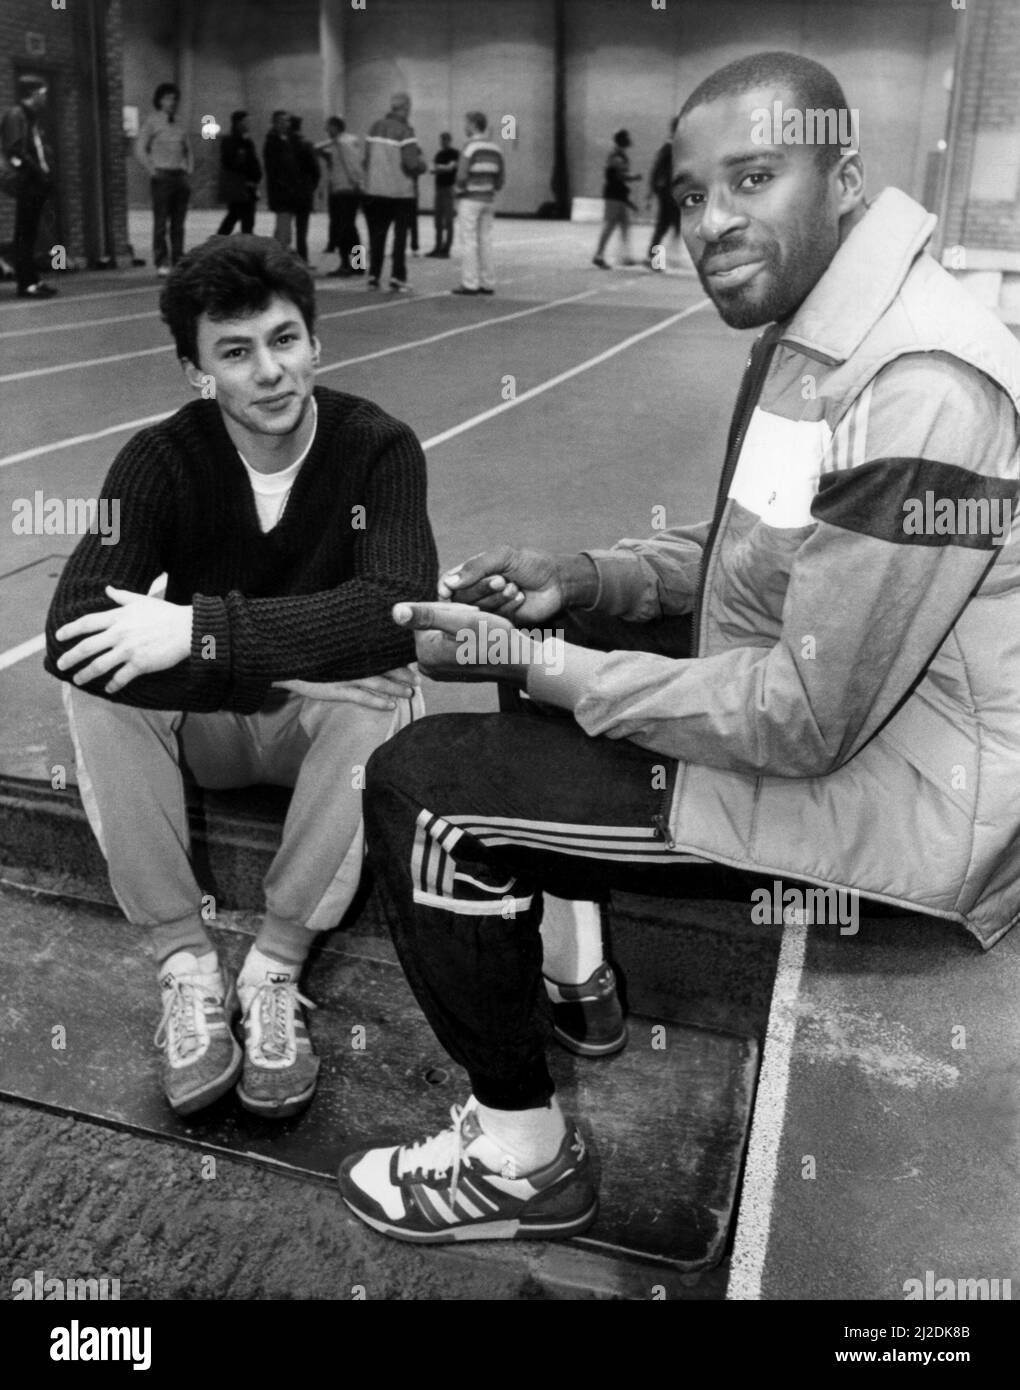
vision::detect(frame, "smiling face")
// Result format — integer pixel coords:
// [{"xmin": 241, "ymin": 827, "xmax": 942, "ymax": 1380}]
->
[
  {"xmin": 187, "ymin": 294, "xmax": 319, "ymax": 452},
  {"xmin": 672, "ymin": 84, "xmax": 861, "ymax": 329}
]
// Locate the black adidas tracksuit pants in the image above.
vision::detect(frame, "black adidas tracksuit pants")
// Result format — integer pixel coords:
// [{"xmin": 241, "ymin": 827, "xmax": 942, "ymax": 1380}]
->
[{"xmin": 364, "ymin": 611, "xmax": 732, "ymax": 1110}]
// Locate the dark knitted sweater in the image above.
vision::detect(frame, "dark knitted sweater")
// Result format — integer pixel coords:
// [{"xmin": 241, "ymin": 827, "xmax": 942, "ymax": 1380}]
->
[{"xmin": 45, "ymin": 386, "xmax": 438, "ymax": 714}]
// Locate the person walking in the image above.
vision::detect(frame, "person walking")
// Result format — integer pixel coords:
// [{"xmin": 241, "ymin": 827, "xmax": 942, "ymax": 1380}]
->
[
  {"xmin": 592, "ymin": 129, "xmax": 641, "ymax": 269},
  {"xmin": 362, "ymin": 92, "xmax": 426, "ymax": 293},
  {"xmin": 645, "ymin": 116, "xmax": 680, "ymax": 269}
]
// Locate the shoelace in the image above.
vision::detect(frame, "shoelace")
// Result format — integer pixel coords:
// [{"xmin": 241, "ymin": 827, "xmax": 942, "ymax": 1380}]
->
[
  {"xmin": 397, "ymin": 1102, "xmax": 471, "ymax": 1204},
  {"xmin": 243, "ymin": 980, "xmax": 315, "ymax": 1063},
  {"xmin": 153, "ymin": 973, "xmax": 223, "ymax": 1061}
]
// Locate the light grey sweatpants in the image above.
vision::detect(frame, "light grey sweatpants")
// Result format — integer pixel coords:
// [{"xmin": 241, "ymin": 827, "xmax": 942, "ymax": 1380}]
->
[{"xmin": 63, "ymin": 683, "xmax": 421, "ymax": 942}]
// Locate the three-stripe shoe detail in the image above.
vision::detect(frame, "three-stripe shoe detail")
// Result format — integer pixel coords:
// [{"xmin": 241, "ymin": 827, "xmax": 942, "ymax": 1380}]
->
[{"xmin": 338, "ymin": 1098, "xmax": 598, "ymax": 1243}]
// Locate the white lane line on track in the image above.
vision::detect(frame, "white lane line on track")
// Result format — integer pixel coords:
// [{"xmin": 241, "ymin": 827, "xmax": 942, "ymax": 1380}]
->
[
  {"xmin": 0, "ymin": 284, "xmax": 607, "ymax": 461},
  {"xmin": 725, "ymin": 921, "xmax": 808, "ymax": 1301},
  {"xmin": 0, "ymin": 632, "xmax": 46, "ymax": 673},
  {"xmin": 0, "ymin": 294, "xmax": 709, "ymax": 669},
  {"xmin": 0, "ymin": 310, "xmax": 160, "ymax": 340},
  {"xmin": 0, "ymin": 288, "xmax": 459, "ymax": 382},
  {"xmin": 0, "ymin": 287, "xmax": 455, "ymax": 343}
]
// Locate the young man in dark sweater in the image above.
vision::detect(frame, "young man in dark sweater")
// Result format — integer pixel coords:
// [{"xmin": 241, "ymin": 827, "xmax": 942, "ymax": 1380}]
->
[{"xmin": 45, "ymin": 235, "xmax": 438, "ymax": 1120}]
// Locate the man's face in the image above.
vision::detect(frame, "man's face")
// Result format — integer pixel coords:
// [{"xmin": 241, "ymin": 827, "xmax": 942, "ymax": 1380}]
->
[
  {"xmin": 672, "ymin": 85, "xmax": 844, "ymax": 329},
  {"xmin": 159, "ymin": 91, "xmax": 178, "ymax": 116},
  {"xmin": 188, "ymin": 294, "xmax": 319, "ymax": 441},
  {"xmin": 273, "ymin": 111, "xmax": 290, "ymax": 135}
]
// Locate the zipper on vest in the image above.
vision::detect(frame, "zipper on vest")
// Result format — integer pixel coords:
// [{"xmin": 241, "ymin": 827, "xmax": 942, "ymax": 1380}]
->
[
  {"xmin": 652, "ymin": 810, "xmax": 677, "ymax": 850},
  {"xmin": 690, "ymin": 326, "xmax": 782, "ymax": 653}
]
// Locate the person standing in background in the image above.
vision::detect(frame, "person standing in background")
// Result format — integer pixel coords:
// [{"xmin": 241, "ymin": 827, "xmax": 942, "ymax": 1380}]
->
[
  {"xmin": 451, "ymin": 111, "xmax": 504, "ymax": 296},
  {"xmin": 316, "ymin": 117, "xmax": 364, "ymax": 276},
  {"xmin": 426, "ymin": 131, "xmax": 459, "ymax": 258},
  {"xmin": 264, "ymin": 109, "xmax": 301, "ymax": 250},
  {"xmin": 362, "ymin": 92, "xmax": 426, "ymax": 293},
  {"xmin": 592, "ymin": 129, "xmax": 641, "ymax": 270},
  {"xmin": 135, "ymin": 83, "xmax": 192, "ymax": 278},
  {"xmin": 217, "ymin": 111, "xmax": 261, "ymax": 236},
  {"xmin": 645, "ymin": 117, "xmax": 680, "ymax": 269},
  {"xmin": 289, "ymin": 116, "xmax": 320, "ymax": 266},
  {"xmin": 1, "ymin": 76, "xmax": 57, "ymax": 299}
]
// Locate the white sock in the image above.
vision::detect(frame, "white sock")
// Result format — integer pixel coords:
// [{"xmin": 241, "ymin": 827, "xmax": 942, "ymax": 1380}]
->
[
  {"xmin": 238, "ymin": 946, "xmax": 299, "ymax": 991},
  {"xmin": 540, "ymin": 898, "xmax": 605, "ymax": 985},
  {"xmin": 475, "ymin": 1096, "xmax": 567, "ymax": 1172},
  {"xmin": 159, "ymin": 949, "xmax": 218, "ymax": 987}
]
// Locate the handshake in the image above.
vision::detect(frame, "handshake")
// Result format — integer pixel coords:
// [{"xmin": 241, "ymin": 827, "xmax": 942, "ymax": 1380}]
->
[{"xmin": 392, "ymin": 544, "xmax": 599, "ymax": 686}]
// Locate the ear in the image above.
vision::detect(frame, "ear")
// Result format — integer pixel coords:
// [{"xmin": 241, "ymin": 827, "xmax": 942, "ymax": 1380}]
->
[
  {"xmin": 834, "ymin": 149, "xmax": 865, "ymax": 217},
  {"xmin": 311, "ymin": 335, "xmax": 321, "ymax": 367},
  {"xmin": 182, "ymin": 358, "xmax": 206, "ymax": 392}
]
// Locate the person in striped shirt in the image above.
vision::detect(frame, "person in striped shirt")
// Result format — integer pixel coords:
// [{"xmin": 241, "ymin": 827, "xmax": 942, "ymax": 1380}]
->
[{"xmin": 451, "ymin": 112, "xmax": 505, "ymax": 296}]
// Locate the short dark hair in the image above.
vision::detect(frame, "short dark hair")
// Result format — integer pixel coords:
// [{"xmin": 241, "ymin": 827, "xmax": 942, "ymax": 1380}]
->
[
  {"xmin": 230, "ymin": 109, "xmax": 248, "ymax": 129},
  {"xmin": 678, "ymin": 51, "xmax": 855, "ymax": 169},
  {"xmin": 153, "ymin": 82, "xmax": 179, "ymax": 109},
  {"xmin": 160, "ymin": 235, "xmax": 317, "ymax": 365},
  {"xmin": 327, "ymin": 115, "xmax": 344, "ymax": 132},
  {"xmin": 465, "ymin": 111, "xmax": 487, "ymax": 133}
]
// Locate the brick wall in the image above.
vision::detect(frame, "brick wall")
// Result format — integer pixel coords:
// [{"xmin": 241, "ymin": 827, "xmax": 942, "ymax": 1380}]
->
[
  {"xmin": 0, "ymin": 0, "xmax": 130, "ymax": 268},
  {"xmin": 942, "ymin": 0, "xmax": 1020, "ymax": 256}
]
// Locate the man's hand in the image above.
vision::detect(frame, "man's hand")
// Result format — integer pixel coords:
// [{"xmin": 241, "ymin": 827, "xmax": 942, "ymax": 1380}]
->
[
  {"xmin": 55, "ymin": 586, "xmax": 193, "ymax": 695},
  {"xmin": 438, "ymin": 546, "xmax": 597, "ymax": 623},
  {"xmin": 274, "ymin": 665, "xmax": 419, "ymax": 711},
  {"xmin": 393, "ymin": 601, "xmax": 535, "ymax": 686}
]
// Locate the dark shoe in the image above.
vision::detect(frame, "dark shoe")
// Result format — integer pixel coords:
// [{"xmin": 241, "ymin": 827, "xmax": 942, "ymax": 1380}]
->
[
  {"xmin": 389, "ymin": 279, "xmax": 412, "ymax": 294},
  {"xmin": 328, "ymin": 266, "xmax": 354, "ymax": 277},
  {"xmin": 367, "ymin": 277, "xmax": 380, "ymax": 289},
  {"xmin": 18, "ymin": 282, "xmax": 58, "ymax": 298},
  {"xmin": 452, "ymin": 286, "xmax": 480, "ymax": 295},
  {"xmin": 338, "ymin": 1098, "xmax": 599, "ymax": 1243},
  {"xmin": 425, "ymin": 249, "xmax": 443, "ymax": 258},
  {"xmin": 478, "ymin": 287, "xmax": 495, "ymax": 295},
  {"xmin": 545, "ymin": 963, "xmax": 627, "ymax": 1057},
  {"xmin": 592, "ymin": 257, "xmax": 609, "ymax": 269}
]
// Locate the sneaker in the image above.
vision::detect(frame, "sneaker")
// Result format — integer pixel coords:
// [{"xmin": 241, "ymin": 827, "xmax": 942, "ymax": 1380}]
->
[
  {"xmin": 367, "ymin": 277, "xmax": 380, "ymax": 289},
  {"xmin": 545, "ymin": 963, "xmax": 628, "ymax": 1057},
  {"xmin": 17, "ymin": 282, "xmax": 58, "ymax": 298},
  {"xmin": 478, "ymin": 287, "xmax": 495, "ymax": 295},
  {"xmin": 592, "ymin": 257, "xmax": 609, "ymax": 269},
  {"xmin": 451, "ymin": 286, "xmax": 480, "ymax": 295},
  {"xmin": 425, "ymin": 249, "xmax": 443, "ymax": 258},
  {"xmin": 338, "ymin": 1098, "xmax": 598, "ymax": 1243},
  {"xmin": 156, "ymin": 266, "xmax": 170, "ymax": 278},
  {"xmin": 154, "ymin": 957, "xmax": 242, "ymax": 1115},
  {"xmin": 236, "ymin": 976, "xmax": 320, "ymax": 1118},
  {"xmin": 389, "ymin": 279, "xmax": 412, "ymax": 293}
]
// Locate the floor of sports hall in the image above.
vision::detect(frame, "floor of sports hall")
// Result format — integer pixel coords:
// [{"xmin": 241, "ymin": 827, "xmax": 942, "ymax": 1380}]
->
[{"xmin": 0, "ymin": 211, "xmax": 1017, "ymax": 1304}]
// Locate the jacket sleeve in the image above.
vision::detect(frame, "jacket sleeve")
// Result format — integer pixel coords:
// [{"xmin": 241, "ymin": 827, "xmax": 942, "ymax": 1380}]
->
[
  {"xmin": 194, "ymin": 420, "xmax": 439, "ymax": 688},
  {"xmin": 528, "ymin": 354, "xmax": 1020, "ymax": 777},
  {"xmin": 581, "ymin": 520, "xmax": 711, "ymax": 620},
  {"xmin": 44, "ymin": 434, "xmax": 237, "ymax": 711}
]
